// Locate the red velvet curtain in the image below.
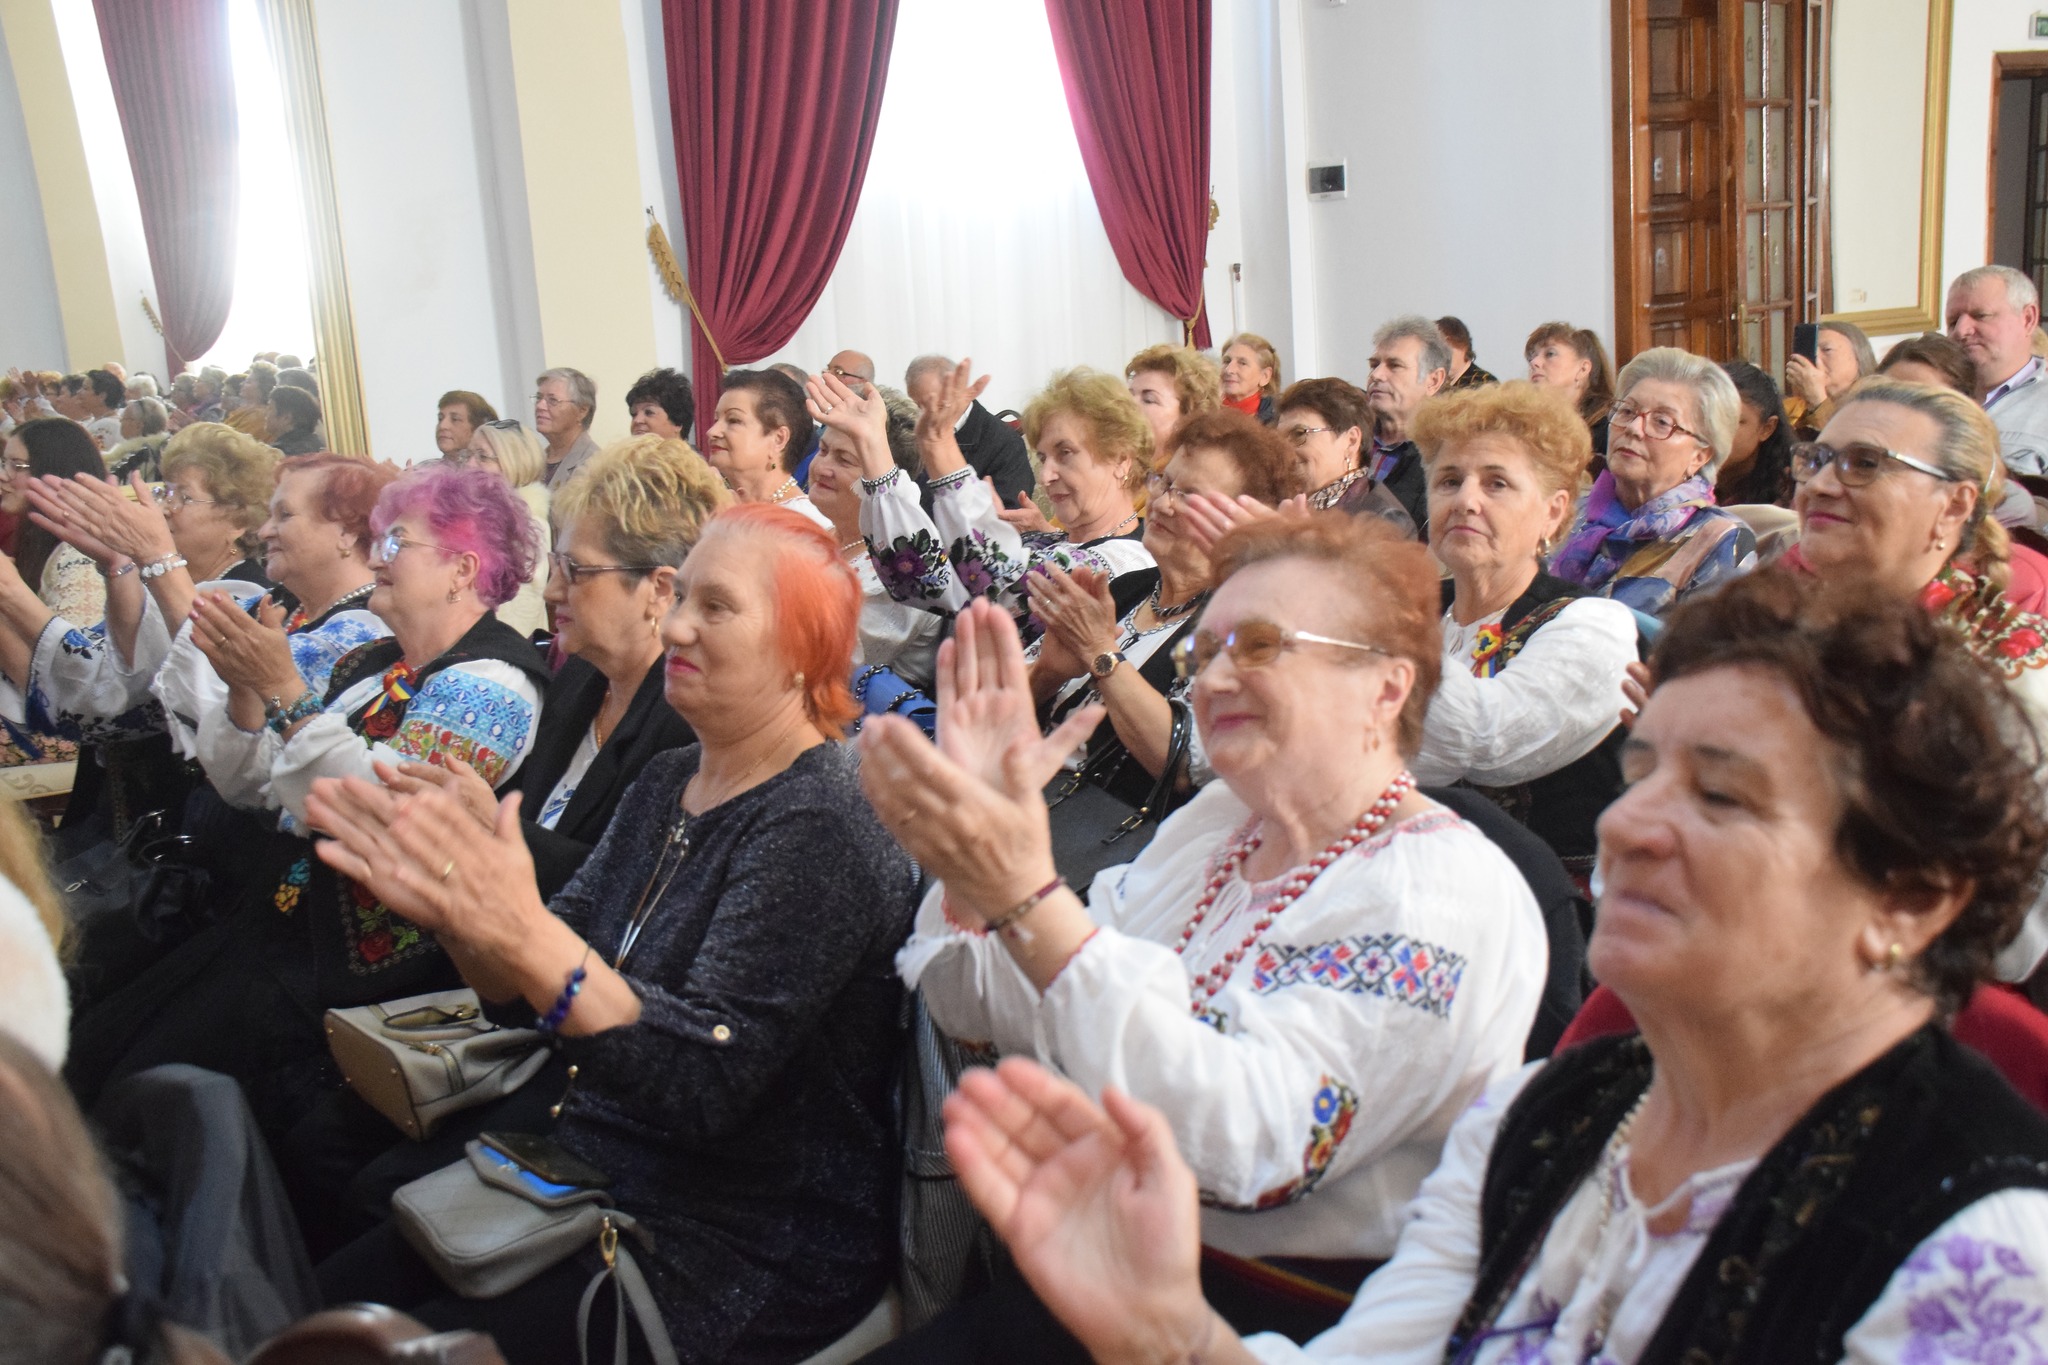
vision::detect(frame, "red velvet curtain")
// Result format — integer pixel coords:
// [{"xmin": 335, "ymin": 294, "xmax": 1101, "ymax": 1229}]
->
[
  {"xmin": 93, "ymin": 0, "xmax": 240, "ymax": 373},
  {"xmin": 1044, "ymin": 0, "xmax": 1212, "ymax": 348},
  {"xmin": 662, "ymin": 0, "xmax": 899, "ymax": 400}
]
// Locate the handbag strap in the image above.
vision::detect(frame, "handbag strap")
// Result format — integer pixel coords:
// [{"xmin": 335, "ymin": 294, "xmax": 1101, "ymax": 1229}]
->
[{"xmin": 577, "ymin": 1222, "xmax": 679, "ymax": 1365}]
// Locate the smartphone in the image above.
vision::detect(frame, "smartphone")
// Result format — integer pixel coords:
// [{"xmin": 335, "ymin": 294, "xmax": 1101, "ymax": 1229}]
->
[
  {"xmin": 1793, "ymin": 323, "xmax": 1819, "ymax": 364},
  {"xmin": 480, "ymin": 1131, "xmax": 610, "ymax": 1190}
]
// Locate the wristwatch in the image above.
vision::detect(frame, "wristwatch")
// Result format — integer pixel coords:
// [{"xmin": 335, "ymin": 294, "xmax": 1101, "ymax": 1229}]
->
[{"xmin": 1089, "ymin": 649, "xmax": 1126, "ymax": 680}]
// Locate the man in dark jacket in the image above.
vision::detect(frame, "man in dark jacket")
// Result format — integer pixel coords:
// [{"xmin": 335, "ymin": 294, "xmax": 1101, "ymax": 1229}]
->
[
  {"xmin": 1363, "ymin": 315, "xmax": 1450, "ymax": 535},
  {"xmin": 905, "ymin": 354, "xmax": 1038, "ymax": 512}
]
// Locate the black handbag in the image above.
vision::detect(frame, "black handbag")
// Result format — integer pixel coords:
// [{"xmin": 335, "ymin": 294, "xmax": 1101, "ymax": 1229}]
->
[
  {"xmin": 57, "ymin": 808, "xmax": 216, "ymax": 1011},
  {"xmin": 1043, "ymin": 699, "xmax": 1193, "ymax": 893}
]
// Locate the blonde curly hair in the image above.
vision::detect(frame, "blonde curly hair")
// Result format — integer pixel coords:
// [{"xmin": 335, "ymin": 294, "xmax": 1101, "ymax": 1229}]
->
[
  {"xmin": 1411, "ymin": 381, "xmax": 1593, "ymax": 498},
  {"xmin": 551, "ymin": 435, "xmax": 731, "ymax": 570},
  {"xmin": 160, "ymin": 422, "xmax": 279, "ymax": 546},
  {"xmin": 1022, "ymin": 367, "xmax": 1153, "ymax": 491},
  {"xmin": 1124, "ymin": 344, "xmax": 1223, "ymax": 420}
]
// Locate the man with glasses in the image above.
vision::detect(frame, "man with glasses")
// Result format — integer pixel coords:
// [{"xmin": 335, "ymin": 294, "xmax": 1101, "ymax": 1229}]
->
[
  {"xmin": 534, "ymin": 366, "xmax": 600, "ymax": 487},
  {"xmin": 1946, "ymin": 264, "xmax": 2048, "ymax": 476}
]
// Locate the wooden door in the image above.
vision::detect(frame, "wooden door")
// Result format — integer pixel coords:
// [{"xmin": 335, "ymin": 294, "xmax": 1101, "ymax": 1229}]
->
[
  {"xmin": 1613, "ymin": 0, "xmax": 1731, "ymax": 362},
  {"xmin": 2025, "ymin": 76, "xmax": 2048, "ymax": 300},
  {"xmin": 1613, "ymin": 0, "xmax": 1828, "ymax": 368}
]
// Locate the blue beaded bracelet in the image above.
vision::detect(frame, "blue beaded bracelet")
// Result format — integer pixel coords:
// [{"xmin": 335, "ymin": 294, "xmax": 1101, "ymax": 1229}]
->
[{"xmin": 537, "ymin": 957, "xmax": 590, "ymax": 1036}]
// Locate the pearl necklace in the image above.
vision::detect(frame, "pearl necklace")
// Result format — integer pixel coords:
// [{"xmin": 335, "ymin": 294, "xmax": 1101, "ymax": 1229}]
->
[
  {"xmin": 1174, "ymin": 770, "xmax": 1416, "ymax": 1010},
  {"xmin": 768, "ymin": 477, "xmax": 801, "ymax": 504}
]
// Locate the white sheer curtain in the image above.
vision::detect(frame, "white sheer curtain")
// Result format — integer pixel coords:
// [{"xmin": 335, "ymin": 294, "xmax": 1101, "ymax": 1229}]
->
[{"xmin": 759, "ymin": 0, "xmax": 1180, "ymax": 415}]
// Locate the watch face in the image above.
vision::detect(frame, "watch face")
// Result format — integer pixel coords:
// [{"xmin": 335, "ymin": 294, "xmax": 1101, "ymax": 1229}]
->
[{"xmin": 1092, "ymin": 652, "xmax": 1118, "ymax": 677}]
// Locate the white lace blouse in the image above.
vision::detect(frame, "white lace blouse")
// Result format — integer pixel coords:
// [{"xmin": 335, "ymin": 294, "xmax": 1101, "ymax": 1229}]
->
[{"xmin": 1247, "ymin": 1064, "xmax": 2048, "ymax": 1364}]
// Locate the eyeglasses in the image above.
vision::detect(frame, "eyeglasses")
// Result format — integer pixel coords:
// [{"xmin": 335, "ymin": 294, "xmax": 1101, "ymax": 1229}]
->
[
  {"xmin": 1281, "ymin": 424, "xmax": 1333, "ymax": 446},
  {"xmin": 448, "ymin": 448, "xmax": 500, "ymax": 466},
  {"xmin": 1172, "ymin": 619, "xmax": 1389, "ymax": 680},
  {"xmin": 549, "ymin": 551, "xmax": 657, "ymax": 585},
  {"xmin": 0, "ymin": 459, "xmax": 30, "ymax": 474},
  {"xmin": 824, "ymin": 364, "xmax": 870, "ymax": 387},
  {"xmin": 152, "ymin": 484, "xmax": 218, "ymax": 509},
  {"xmin": 371, "ymin": 528, "xmax": 448, "ymax": 564},
  {"xmin": 1789, "ymin": 440, "xmax": 1959, "ymax": 488},
  {"xmin": 533, "ymin": 393, "xmax": 583, "ymax": 409},
  {"xmin": 1608, "ymin": 401, "xmax": 1706, "ymax": 445},
  {"xmin": 1144, "ymin": 471, "xmax": 1196, "ymax": 505}
]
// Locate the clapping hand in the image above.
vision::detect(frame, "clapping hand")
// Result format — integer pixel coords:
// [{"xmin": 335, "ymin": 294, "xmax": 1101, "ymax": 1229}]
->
[
  {"xmin": 1030, "ymin": 564, "xmax": 1118, "ymax": 664},
  {"xmin": 911, "ymin": 358, "xmax": 989, "ymax": 483},
  {"xmin": 383, "ymin": 756, "xmax": 499, "ymax": 831},
  {"xmin": 1175, "ymin": 491, "xmax": 1309, "ymax": 555},
  {"xmin": 32, "ymin": 471, "xmax": 176, "ymax": 567},
  {"xmin": 945, "ymin": 1058, "xmax": 1224, "ymax": 1365},
  {"xmin": 997, "ymin": 492, "xmax": 1055, "ymax": 534},
  {"xmin": 805, "ymin": 370, "xmax": 895, "ymax": 481},
  {"xmin": 856, "ymin": 599, "xmax": 1100, "ymax": 922},
  {"xmin": 189, "ymin": 591, "xmax": 299, "ymax": 696},
  {"xmin": 307, "ymin": 776, "xmax": 543, "ymax": 957}
]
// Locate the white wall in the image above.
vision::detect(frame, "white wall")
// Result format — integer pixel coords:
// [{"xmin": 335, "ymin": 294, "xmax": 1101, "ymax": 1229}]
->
[
  {"xmin": 1207, "ymin": 0, "xmax": 1299, "ymax": 368},
  {"xmin": 1941, "ymin": 1, "xmax": 2048, "ymax": 296},
  {"xmin": 313, "ymin": 0, "xmax": 527, "ymax": 461},
  {"xmin": 0, "ymin": 16, "xmax": 65, "ymax": 368},
  {"xmin": 1297, "ymin": 0, "xmax": 1614, "ymax": 385}
]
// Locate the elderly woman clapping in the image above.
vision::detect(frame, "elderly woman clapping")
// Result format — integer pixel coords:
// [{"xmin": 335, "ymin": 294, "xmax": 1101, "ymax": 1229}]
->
[
  {"xmin": 65, "ymin": 463, "xmax": 550, "ymax": 1122},
  {"xmin": 1550, "ymin": 348, "xmax": 1757, "ymax": 615},
  {"xmin": 1409, "ymin": 383, "xmax": 1638, "ymax": 874},
  {"xmin": 859, "ymin": 513, "xmax": 1547, "ymax": 1351},
  {"xmin": 941, "ymin": 569, "xmax": 2048, "ymax": 1365}
]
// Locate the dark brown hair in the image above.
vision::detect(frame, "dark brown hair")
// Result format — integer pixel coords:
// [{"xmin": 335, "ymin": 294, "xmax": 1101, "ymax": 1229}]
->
[
  {"xmin": 1877, "ymin": 332, "xmax": 1976, "ymax": 395},
  {"xmin": 8, "ymin": 418, "xmax": 107, "ymax": 589},
  {"xmin": 1653, "ymin": 568, "xmax": 2048, "ymax": 1013},
  {"xmin": 1435, "ymin": 316, "xmax": 1475, "ymax": 359},
  {"xmin": 1207, "ymin": 513, "xmax": 1442, "ymax": 755},
  {"xmin": 1524, "ymin": 321, "xmax": 1616, "ymax": 425},
  {"xmin": 718, "ymin": 369, "xmax": 815, "ymax": 474},
  {"xmin": 436, "ymin": 389, "xmax": 499, "ymax": 426},
  {"xmin": 1164, "ymin": 408, "xmax": 1309, "ymax": 507},
  {"xmin": 1276, "ymin": 377, "xmax": 1372, "ymax": 442}
]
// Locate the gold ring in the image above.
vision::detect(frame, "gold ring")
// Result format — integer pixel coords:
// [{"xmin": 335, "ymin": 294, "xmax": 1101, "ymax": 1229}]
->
[{"xmin": 439, "ymin": 859, "xmax": 456, "ymax": 881}]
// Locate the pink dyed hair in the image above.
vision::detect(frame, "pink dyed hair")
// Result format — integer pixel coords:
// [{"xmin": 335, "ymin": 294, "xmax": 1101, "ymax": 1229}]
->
[{"xmin": 370, "ymin": 462, "xmax": 537, "ymax": 608}]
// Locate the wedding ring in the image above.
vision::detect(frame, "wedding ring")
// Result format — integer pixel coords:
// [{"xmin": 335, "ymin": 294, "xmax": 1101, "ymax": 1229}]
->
[{"xmin": 439, "ymin": 859, "xmax": 456, "ymax": 881}]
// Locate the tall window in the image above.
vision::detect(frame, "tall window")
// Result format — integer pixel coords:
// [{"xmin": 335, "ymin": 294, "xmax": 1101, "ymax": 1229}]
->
[
  {"xmin": 760, "ymin": 0, "xmax": 1179, "ymax": 410},
  {"xmin": 195, "ymin": 0, "xmax": 313, "ymax": 368}
]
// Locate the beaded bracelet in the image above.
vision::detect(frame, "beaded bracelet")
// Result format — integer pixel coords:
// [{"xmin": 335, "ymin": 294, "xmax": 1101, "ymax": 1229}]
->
[
  {"xmin": 137, "ymin": 553, "xmax": 187, "ymax": 580},
  {"xmin": 264, "ymin": 691, "xmax": 324, "ymax": 735},
  {"xmin": 984, "ymin": 876, "xmax": 1066, "ymax": 939},
  {"xmin": 536, "ymin": 950, "xmax": 592, "ymax": 1037}
]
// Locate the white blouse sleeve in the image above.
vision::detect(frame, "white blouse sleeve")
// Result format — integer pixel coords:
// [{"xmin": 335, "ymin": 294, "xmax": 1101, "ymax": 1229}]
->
[
  {"xmin": 1835, "ymin": 1189, "xmax": 2048, "ymax": 1364},
  {"xmin": 1412, "ymin": 597, "xmax": 1637, "ymax": 788},
  {"xmin": 268, "ymin": 658, "xmax": 542, "ymax": 830},
  {"xmin": 1245, "ymin": 1065, "xmax": 1537, "ymax": 1364}
]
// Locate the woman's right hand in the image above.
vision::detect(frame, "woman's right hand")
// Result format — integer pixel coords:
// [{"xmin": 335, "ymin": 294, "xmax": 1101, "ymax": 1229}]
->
[
  {"xmin": 35, "ymin": 472, "xmax": 176, "ymax": 566},
  {"xmin": 1620, "ymin": 658, "xmax": 1652, "ymax": 729},
  {"xmin": 1783, "ymin": 355, "xmax": 1828, "ymax": 408},
  {"xmin": 19, "ymin": 477, "xmax": 125, "ymax": 568},
  {"xmin": 804, "ymin": 371, "xmax": 895, "ymax": 482},
  {"xmin": 381, "ymin": 756, "xmax": 497, "ymax": 832},
  {"xmin": 1177, "ymin": 491, "xmax": 1305, "ymax": 555},
  {"xmin": 946, "ymin": 1058, "xmax": 1228, "ymax": 1365}
]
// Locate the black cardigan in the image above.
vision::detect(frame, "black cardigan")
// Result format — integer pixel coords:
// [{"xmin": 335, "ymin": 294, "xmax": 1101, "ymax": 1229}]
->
[{"xmin": 518, "ymin": 656, "xmax": 696, "ymax": 901}]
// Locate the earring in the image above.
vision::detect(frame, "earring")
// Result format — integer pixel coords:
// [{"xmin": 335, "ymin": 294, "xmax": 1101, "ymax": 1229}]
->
[
  {"xmin": 1886, "ymin": 942, "xmax": 1904, "ymax": 972},
  {"xmin": 447, "ymin": 587, "xmax": 461, "ymax": 603},
  {"xmin": 1933, "ymin": 537, "xmax": 1947, "ymax": 552},
  {"xmin": 793, "ymin": 672, "xmax": 805, "ymax": 690}
]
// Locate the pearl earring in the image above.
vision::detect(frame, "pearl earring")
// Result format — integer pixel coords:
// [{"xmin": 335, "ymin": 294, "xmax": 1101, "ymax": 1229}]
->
[{"xmin": 793, "ymin": 671, "xmax": 805, "ymax": 690}]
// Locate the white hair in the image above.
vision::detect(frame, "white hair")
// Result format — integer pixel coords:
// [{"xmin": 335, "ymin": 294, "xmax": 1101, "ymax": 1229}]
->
[
  {"xmin": 1614, "ymin": 346, "xmax": 1742, "ymax": 477},
  {"xmin": 1371, "ymin": 315, "xmax": 1452, "ymax": 383},
  {"xmin": 1952, "ymin": 264, "xmax": 2040, "ymax": 314}
]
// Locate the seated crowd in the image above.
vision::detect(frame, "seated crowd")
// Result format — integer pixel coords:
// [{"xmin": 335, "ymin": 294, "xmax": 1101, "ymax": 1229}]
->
[{"xmin": 2, "ymin": 263, "xmax": 2048, "ymax": 1365}]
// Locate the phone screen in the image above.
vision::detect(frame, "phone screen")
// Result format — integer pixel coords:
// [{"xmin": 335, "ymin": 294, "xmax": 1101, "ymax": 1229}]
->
[{"xmin": 481, "ymin": 1131, "xmax": 610, "ymax": 1189}]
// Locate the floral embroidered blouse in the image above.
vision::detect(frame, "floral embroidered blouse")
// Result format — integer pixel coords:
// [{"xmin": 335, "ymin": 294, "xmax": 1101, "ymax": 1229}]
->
[
  {"xmin": 1243, "ymin": 1064, "xmax": 2048, "ymax": 1365},
  {"xmin": 898, "ymin": 780, "xmax": 1546, "ymax": 1262},
  {"xmin": 858, "ymin": 465, "xmax": 1154, "ymax": 623},
  {"xmin": 0, "ymin": 547, "xmax": 106, "ymax": 765}
]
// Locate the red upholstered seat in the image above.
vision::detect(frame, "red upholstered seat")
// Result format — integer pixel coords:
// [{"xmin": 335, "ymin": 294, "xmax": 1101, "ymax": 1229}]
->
[{"xmin": 1556, "ymin": 983, "xmax": 2048, "ymax": 1114}]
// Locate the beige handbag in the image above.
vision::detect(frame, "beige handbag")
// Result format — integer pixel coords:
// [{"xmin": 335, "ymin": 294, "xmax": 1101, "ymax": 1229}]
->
[{"xmin": 325, "ymin": 988, "xmax": 549, "ymax": 1140}]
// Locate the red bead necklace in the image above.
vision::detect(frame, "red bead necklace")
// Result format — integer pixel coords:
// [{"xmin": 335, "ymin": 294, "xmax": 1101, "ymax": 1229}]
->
[{"xmin": 1174, "ymin": 770, "xmax": 1416, "ymax": 1011}]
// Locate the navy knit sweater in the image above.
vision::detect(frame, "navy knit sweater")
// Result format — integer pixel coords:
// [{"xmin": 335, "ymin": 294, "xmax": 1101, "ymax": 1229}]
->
[{"xmin": 546, "ymin": 742, "xmax": 915, "ymax": 1361}]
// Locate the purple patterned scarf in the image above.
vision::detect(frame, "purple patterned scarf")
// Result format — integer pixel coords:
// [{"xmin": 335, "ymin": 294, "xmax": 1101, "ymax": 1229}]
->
[{"xmin": 1550, "ymin": 469, "xmax": 1718, "ymax": 591}]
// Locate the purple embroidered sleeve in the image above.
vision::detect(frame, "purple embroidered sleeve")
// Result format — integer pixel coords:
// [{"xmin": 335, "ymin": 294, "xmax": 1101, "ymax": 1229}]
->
[{"xmin": 1892, "ymin": 1232, "xmax": 2045, "ymax": 1364}]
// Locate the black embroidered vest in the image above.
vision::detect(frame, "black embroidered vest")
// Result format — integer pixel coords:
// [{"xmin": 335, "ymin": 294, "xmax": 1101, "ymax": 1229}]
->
[
  {"xmin": 279, "ymin": 614, "xmax": 551, "ymax": 1005},
  {"xmin": 1446, "ymin": 1029, "xmax": 2048, "ymax": 1365},
  {"xmin": 1439, "ymin": 574, "xmax": 1635, "ymax": 870}
]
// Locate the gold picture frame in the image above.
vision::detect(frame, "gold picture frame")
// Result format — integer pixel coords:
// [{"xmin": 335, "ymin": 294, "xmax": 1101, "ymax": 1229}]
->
[{"xmin": 1825, "ymin": 0, "xmax": 1952, "ymax": 334}]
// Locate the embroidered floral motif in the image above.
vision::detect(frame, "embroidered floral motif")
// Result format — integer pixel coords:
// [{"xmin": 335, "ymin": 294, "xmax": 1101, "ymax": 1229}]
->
[
  {"xmin": 274, "ymin": 856, "xmax": 310, "ymax": 915},
  {"xmin": 392, "ymin": 670, "xmax": 536, "ymax": 786},
  {"xmin": 951, "ymin": 528, "xmax": 1022, "ymax": 602},
  {"xmin": 1926, "ymin": 564, "xmax": 2048, "ymax": 679},
  {"xmin": 1250, "ymin": 932, "xmax": 1469, "ymax": 1017},
  {"xmin": 1469, "ymin": 623, "xmax": 1506, "ymax": 677},
  {"xmin": 288, "ymin": 613, "xmax": 386, "ymax": 697},
  {"xmin": 1897, "ymin": 1233, "xmax": 2045, "ymax": 1364},
  {"xmin": 343, "ymin": 874, "xmax": 425, "ymax": 970},
  {"xmin": 1239, "ymin": 1076, "xmax": 1357, "ymax": 1210},
  {"xmin": 876, "ymin": 529, "xmax": 952, "ymax": 603}
]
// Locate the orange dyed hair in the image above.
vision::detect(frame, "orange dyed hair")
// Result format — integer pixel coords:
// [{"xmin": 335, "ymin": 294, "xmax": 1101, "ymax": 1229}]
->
[{"xmin": 703, "ymin": 503, "xmax": 861, "ymax": 731}]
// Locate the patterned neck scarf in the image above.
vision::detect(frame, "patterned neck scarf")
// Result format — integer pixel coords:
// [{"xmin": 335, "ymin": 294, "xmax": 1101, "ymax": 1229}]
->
[
  {"xmin": 359, "ymin": 661, "xmax": 418, "ymax": 739},
  {"xmin": 1550, "ymin": 469, "xmax": 1717, "ymax": 591}
]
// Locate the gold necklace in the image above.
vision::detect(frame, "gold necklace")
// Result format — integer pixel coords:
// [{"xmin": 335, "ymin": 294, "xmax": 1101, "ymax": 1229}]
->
[{"xmin": 591, "ymin": 685, "xmax": 617, "ymax": 750}]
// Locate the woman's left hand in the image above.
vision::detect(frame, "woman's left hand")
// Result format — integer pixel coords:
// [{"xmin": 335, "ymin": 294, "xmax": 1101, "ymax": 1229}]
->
[
  {"xmin": 857, "ymin": 600, "xmax": 1101, "ymax": 920},
  {"xmin": 998, "ymin": 492, "xmax": 1056, "ymax": 534},
  {"xmin": 1177, "ymin": 492, "xmax": 1306, "ymax": 555},
  {"xmin": 1620, "ymin": 659, "xmax": 1652, "ymax": 730},
  {"xmin": 190, "ymin": 591, "xmax": 300, "ymax": 696},
  {"xmin": 1032, "ymin": 564, "xmax": 1119, "ymax": 661},
  {"xmin": 307, "ymin": 777, "xmax": 544, "ymax": 955},
  {"xmin": 383, "ymin": 756, "xmax": 498, "ymax": 831}
]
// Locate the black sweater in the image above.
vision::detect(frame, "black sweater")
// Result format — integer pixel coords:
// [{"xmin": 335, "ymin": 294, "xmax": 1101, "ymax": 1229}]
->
[
  {"xmin": 517, "ymin": 656, "xmax": 696, "ymax": 900},
  {"xmin": 547, "ymin": 743, "xmax": 916, "ymax": 1360}
]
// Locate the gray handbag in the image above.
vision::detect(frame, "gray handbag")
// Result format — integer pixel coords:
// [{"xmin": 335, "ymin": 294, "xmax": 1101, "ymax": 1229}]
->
[
  {"xmin": 325, "ymin": 988, "xmax": 549, "ymax": 1140},
  {"xmin": 392, "ymin": 1140, "xmax": 679, "ymax": 1365}
]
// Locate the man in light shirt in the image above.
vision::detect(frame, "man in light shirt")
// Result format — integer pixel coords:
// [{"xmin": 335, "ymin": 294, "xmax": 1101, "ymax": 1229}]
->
[{"xmin": 1947, "ymin": 264, "xmax": 2048, "ymax": 477}]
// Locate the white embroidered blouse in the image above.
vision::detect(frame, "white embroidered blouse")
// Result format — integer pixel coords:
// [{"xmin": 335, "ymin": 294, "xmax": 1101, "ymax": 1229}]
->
[
  {"xmin": 1412, "ymin": 596, "xmax": 1636, "ymax": 790},
  {"xmin": 1245, "ymin": 1063, "xmax": 2048, "ymax": 1364},
  {"xmin": 899, "ymin": 780, "xmax": 1547, "ymax": 1260},
  {"xmin": 857, "ymin": 465, "xmax": 1154, "ymax": 622}
]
